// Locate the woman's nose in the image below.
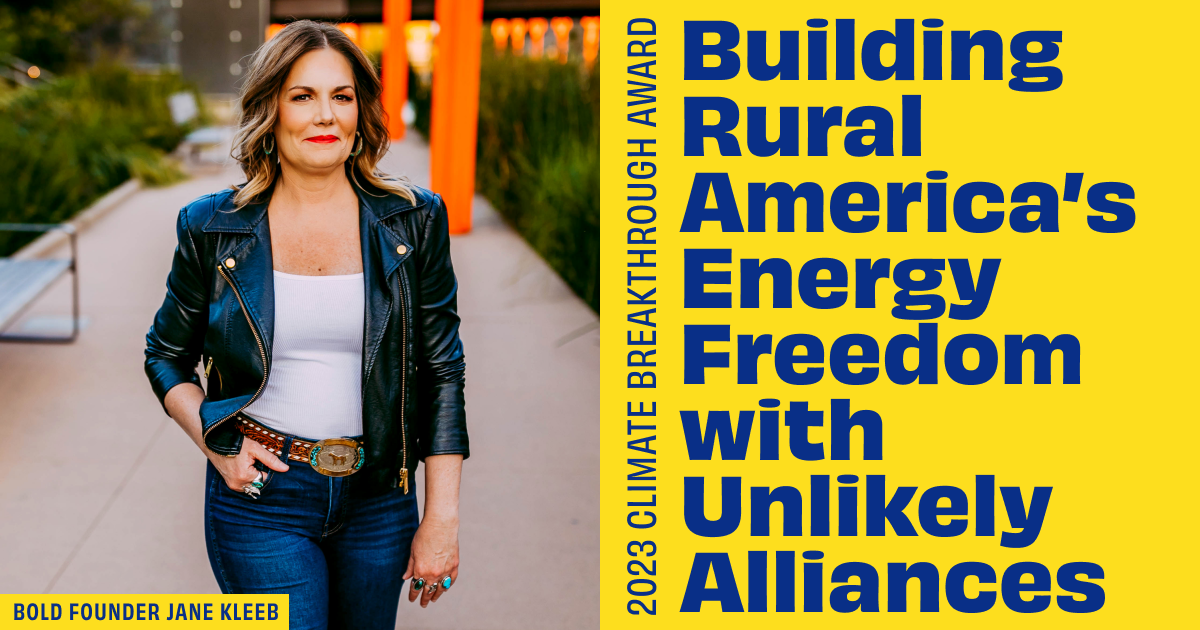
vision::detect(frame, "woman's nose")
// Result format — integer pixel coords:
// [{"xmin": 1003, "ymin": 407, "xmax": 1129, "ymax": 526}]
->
[{"xmin": 316, "ymin": 97, "xmax": 335, "ymax": 124}]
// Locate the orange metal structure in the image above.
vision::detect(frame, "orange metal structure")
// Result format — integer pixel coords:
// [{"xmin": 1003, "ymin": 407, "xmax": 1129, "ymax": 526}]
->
[
  {"xmin": 491, "ymin": 18, "xmax": 510, "ymax": 52},
  {"xmin": 381, "ymin": 0, "xmax": 410, "ymax": 140},
  {"xmin": 508, "ymin": 18, "xmax": 528, "ymax": 55},
  {"xmin": 581, "ymin": 16, "xmax": 600, "ymax": 68},
  {"xmin": 527, "ymin": 17, "xmax": 548, "ymax": 56},
  {"xmin": 550, "ymin": 17, "xmax": 573, "ymax": 61},
  {"xmin": 430, "ymin": 0, "xmax": 483, "ymax": 234}
]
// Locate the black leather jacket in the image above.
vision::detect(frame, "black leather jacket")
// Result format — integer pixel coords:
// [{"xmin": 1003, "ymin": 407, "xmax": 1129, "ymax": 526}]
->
[{"xmin": 144, "ymin": 179, "xmax": 468, "ymax": 497}]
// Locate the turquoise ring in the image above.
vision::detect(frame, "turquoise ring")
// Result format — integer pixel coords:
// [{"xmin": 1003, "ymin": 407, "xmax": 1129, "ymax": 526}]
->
[
  {"xmin": 411, "ymin": 578, "xmax": 426, "ymax": 590},
  {"xmin": 440, "ymin": 576, "xmax": 452, "ymax": 590}
]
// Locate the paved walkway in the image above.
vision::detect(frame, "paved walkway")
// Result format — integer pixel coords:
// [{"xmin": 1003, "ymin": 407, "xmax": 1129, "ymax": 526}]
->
[{"xmin": 0, "ymin": 134, "xmax": 599, "ymax": 630}]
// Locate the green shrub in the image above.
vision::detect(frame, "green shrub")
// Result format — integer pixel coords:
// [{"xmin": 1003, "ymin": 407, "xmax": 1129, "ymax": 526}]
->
[
  {"xmin": 518, "ymin": 140, "xmax": 599, "ymax": 311},
  {"xmin": 0, "ymin": 64, "xmax": 201, "ymax": 255},
  {"xmin": 125, "ymin": 144, "xmax": 188, "ymax": 188},
  {"xmin": 409, "ymin": 67, "xmax": 431, "ymax": 140},
  {"xmin": 0, "ymin": 0, "xmax": 150, "ymax": 74},
  {"xmin": 411, "ymin": 31, "xmax": 599, "ymax": 311}
]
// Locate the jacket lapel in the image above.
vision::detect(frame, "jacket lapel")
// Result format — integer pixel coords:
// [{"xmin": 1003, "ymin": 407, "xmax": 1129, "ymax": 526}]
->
[
  {"xmin": 357, "ymin": 184, "xmax": 413, "ymax": 386},
  {"xmin": 204, "ymin": 194, "xmax": 275, "ymax": 358}
]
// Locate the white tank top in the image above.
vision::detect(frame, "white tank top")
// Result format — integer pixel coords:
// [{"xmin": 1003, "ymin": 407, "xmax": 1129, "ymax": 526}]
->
[{"xmin": 243, "ymin": 269, "xmax": 365, "ymax": 439}]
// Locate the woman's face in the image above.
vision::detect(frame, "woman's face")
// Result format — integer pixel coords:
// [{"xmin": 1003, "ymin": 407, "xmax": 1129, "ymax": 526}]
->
[{"xmin": 274, "ymin": 47, "xmax": 359, "ymax": 174}]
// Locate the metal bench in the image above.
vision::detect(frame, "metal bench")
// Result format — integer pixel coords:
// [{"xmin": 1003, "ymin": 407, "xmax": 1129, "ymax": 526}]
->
[
  {"xmin": 0, "ymin": 223, "xmax": 79, "ymax": 343},
  {"xmin": 180, "ymin": 126, "xmax": 230, "ymax": 164}
]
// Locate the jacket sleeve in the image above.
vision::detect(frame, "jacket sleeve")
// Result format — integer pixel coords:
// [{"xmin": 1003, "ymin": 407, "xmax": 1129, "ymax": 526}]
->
[
  {"xmin": 144, "ymin": 206, "xmax": 209, "ymax": 413},
  {"xmin": 414, "ymin": 194, "xmax": 469, "ymax": 460}
]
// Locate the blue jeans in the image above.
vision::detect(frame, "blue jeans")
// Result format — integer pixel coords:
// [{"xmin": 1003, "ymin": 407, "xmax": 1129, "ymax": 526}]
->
[{"xmin": 204, "ymin": 437, "xmax": 419, "ymax": 630}]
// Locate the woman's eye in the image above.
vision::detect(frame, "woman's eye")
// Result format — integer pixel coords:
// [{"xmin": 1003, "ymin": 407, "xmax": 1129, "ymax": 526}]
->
[{"xmin": 290, "ymin": 94, "xmax": 352, "ymax": 102}]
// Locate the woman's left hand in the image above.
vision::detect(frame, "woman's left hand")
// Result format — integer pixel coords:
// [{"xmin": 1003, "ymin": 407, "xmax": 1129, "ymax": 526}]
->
[
  {"xmin": 403, "ymin": 454, "xmax": 463, "ymax": 607},
  {"xmin": 403, "ymin": 516, "xmax": 459, "ymax": 607}
]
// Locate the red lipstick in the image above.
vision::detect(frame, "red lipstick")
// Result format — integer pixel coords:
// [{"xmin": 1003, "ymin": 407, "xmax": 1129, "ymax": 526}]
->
[{"xmin": 305, "ymin": 135, "xmax": 339, "ymax": 143}]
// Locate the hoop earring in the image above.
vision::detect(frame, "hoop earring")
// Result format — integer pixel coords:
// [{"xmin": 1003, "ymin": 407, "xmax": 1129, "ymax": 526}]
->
[
  {"xmin": 263, "ymin": 133, "xmax": 275, "ymax": 155},
  {"xmin": 349, "ymin": 131, "xmax": 363, "ymax": 158}
]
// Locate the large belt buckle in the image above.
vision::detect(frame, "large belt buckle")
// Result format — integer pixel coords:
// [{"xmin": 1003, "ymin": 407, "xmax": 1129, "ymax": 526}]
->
[{"xmin": 308, "ymin": 438, "xmax": 364, "ymax": 477}]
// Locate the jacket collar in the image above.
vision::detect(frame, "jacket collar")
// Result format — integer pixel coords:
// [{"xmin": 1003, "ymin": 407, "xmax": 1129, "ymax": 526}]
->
[
  {"xmin": 202, "ymin": 177, "xmax": 423, "ymax": 285},
  {"xmin": 202, "ymin": 175, "xmax": 427, "ymax": 233}
]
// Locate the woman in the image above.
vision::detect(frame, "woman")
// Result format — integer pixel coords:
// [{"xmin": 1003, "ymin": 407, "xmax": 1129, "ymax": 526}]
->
[{"xmin": 143, "ymin": 20, "xmax": 468, "ymax": 629}]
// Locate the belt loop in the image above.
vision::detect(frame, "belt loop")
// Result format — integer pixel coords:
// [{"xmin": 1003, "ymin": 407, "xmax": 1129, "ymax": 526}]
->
[{"xmin": 281, "ymin": 435, "xmax": 295, "ymax": 467}]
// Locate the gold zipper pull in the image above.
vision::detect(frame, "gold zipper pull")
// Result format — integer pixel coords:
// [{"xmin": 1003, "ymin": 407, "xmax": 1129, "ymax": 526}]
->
[
  {"xmin": 204, "ymin": 357, "xmax": 213, "ymax": 379},
  {"xmin": 399, "ymin": 468, "xmax": 409, "ymax": 494}
]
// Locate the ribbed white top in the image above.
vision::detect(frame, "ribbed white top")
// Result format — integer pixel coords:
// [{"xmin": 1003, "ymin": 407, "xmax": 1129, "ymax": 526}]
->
[{"xmin": 243, "ymin": 269, "xmax": 365, "ymax": 440}]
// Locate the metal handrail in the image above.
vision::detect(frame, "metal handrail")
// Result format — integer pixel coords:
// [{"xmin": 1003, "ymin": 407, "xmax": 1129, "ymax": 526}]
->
[{"xmin": 0, "ymin": 222, "xmax": 79, "ymax": 343}]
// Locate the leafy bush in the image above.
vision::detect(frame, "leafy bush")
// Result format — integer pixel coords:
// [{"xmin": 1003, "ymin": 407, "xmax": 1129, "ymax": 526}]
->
[
  {"xmin": 0, "ymin": 64, "xmax": 200, "ymax": 255},
  {"xmin": 517, "ymin": 140, "xmax": 599, "ymax": 310},
  {"xmin": 124, "ymin": 144, "xmax": 188, "ymax": 188},
  {"xmin": 409, "ymin": 67, "xmax": 431, "ymax": 140},
  {"xmin": 411, "ymin": 32, "xmax": 599, "ymax": 311},
  {"xmin": 0, "ymin": 0, "xmax": 151, "ymax": 74}
]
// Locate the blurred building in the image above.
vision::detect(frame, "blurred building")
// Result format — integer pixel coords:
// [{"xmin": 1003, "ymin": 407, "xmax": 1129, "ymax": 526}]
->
[
  {"xmin": 172, "ymin": 0, "xmax": 596, "ymax": 94},
  {"xmin": 177, "ymin": 0, "xmax": 270, "ymax": 94}
]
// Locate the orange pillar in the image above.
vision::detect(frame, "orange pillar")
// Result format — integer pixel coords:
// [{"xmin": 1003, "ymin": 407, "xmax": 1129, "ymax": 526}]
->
[
  {"xmin": 551, "ymin": 17, "xmax": 573, "ymax": 62},
  {"xmin": 430, "ymin": 0, "xmax": 482, "ymax": 234},
  {"xmin": 491, "ymin": 18, "xmax": 510, "ymax": 53},
  {"xmin": 527, "ymin": 18, "xmax": 548, "ymax": 56},
  {"xmin": 582, "ymin": 16, "xmax": 600, "ymax": 68},
  {"xmin": 382, "ymin": 0, "xmax": 410, "ymax": 140},
  {"xmin": 509, "ymin": 18, "xmax": 527, "ymax": 54}
]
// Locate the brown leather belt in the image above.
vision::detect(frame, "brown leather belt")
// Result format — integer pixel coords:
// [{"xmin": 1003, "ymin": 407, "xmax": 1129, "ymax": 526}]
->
[{"xmin": 235, "ymin": 413, "xmax": 365, "ymax": 477}]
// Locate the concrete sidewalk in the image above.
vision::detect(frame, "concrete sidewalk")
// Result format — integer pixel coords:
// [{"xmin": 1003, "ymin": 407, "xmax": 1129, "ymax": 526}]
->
[{"xmin": 0, "ymin": 135, "xmax": 599, "ymax": 630}]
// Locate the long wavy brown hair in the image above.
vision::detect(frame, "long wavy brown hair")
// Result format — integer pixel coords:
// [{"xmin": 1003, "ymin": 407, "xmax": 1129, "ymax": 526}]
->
[{"xmin": 229, "ymin": 20, "xmax": 415, "ymax": 207}]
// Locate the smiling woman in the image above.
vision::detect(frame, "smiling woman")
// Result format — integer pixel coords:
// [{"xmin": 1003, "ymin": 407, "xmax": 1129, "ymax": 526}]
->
[
  {"xmin": 229, "ymin": 20, "xmax": 416, "ymax": 209},
  {"xmin": 143, "ymin": 19, "xmax": 468, "ymax": 630},
  {"xmin": 277, "ymin": 59, "xmax": 358, "ymax": 172}
]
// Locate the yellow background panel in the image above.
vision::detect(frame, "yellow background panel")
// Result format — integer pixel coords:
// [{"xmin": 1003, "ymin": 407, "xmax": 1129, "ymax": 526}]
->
[{"xmin": 601, "ymin": 0, "xmax": 1197, "ymax": 627}]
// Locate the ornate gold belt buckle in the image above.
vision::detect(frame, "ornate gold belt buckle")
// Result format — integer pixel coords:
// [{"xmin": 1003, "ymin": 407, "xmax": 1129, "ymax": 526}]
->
[{"xmin": 308, "ymin": 438, "xmax": 364, "ymax": 477}]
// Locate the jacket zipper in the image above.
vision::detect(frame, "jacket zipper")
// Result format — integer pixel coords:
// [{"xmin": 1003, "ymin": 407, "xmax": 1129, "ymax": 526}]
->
[
  {"xmin": 204, "ymin": 357, "xmax": 224, "ymax": 393},
  {"xmin": 397, "ymin": 270, "xmax": 410, "ymax": 494},
  {"xmin": 204, "ymin": 263, "xmax": 269, "ymax": 451},
  {"xmin": 362, "ymin": 263, "xmax": 409, "ymax": 493}
]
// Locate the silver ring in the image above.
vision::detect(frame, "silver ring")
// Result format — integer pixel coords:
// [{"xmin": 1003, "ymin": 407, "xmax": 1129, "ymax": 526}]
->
[
  {"xmin": 241, "ymin": 471, "xmax": 264, "ymax": 496},
  {"xmin": 426, "ymin": 584, "xmax": 437, "ymax": 594}
]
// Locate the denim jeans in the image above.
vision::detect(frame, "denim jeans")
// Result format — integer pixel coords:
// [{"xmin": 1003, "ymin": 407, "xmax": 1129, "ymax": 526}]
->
[{"xmin": 204, "ymin": 436, "xmax": 419, "ymax": 630}]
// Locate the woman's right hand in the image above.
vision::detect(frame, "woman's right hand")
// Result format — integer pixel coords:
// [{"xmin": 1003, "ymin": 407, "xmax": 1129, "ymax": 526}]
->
[
  {"xmin": 161, "ymin": 384, "xmax": 289, "ymax": 492},
  {"xmin": 208, "ymin": 437, "xmax": 291, "ymax": 492}
]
